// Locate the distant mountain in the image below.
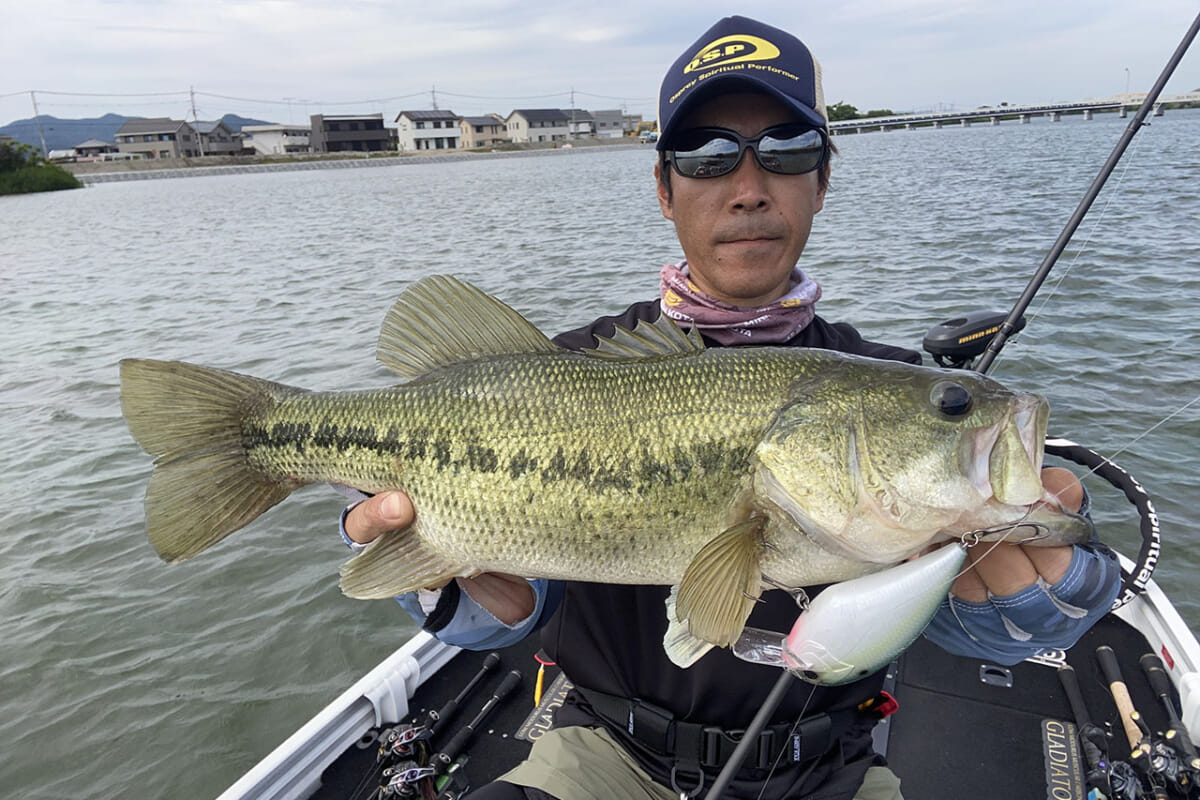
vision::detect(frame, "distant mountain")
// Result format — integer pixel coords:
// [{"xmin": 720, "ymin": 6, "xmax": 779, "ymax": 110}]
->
[
  {"xmin": 0, "ymin": 113, "xmax": 276, "ymax": 152},
  {"xmin": 219, "ymin": 113, "xmax": 277, "ymax": 132}
]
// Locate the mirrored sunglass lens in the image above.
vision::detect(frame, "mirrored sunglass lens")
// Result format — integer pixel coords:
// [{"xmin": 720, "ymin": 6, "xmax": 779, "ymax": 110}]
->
[
  {"xmin": 758, "ymin": 130, "xmax": 825, "ymax": 173},
  {"xmin": 673, "ymin": 135, "xmax": 740, "ymax": 177}
]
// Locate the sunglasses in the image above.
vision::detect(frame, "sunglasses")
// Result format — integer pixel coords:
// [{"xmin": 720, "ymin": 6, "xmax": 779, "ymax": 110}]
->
[{"xmin": 665, "ymin": 125, "xmax": 828, "ymax": 179}]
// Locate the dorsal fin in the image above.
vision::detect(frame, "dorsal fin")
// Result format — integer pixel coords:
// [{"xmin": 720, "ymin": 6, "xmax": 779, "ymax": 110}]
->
[
  {"xmin": 584, "ymin": 313, "xmax": 706, "ymax": 360},
  {"xmin": 377, "ymin": 275, "xmax": 559, "ymax": 378}
]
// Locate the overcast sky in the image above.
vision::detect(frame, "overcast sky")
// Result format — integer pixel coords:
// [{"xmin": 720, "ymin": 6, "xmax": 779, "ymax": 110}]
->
[{"xmin": 3, "ymin": 0, "xmax": 1198, "ymax": 126}]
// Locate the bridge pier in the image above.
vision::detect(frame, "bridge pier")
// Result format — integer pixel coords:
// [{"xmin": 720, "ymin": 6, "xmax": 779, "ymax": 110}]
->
[
  {"xmin": 1154, "ymin": 104, "xmax": 1164, "ymax": 117},
  {"xmin": 934, "ymin": 121, "xmax": 943, "ymax": 129},
  {"xmin": 1020, "ymin": 114, "xmax": 1031, "ymax": 124},
  {"xmin": 1084, "ymin": 110, "xmax": 1093, "ymax": 120},
  {"xmin": 1050, "ymin": 111, "xmax": 1062, "ymax": 122},
  {"xmin": 1120, "ymin": 106, "xmax": 1128, "ymax": 118},
  {"xmin": 961, "ymin": 119, "xmax": 971, "ymax": 127},
  {"xmin": 991, "ymin": 117, "xmax": 999, "ymax": 126}
]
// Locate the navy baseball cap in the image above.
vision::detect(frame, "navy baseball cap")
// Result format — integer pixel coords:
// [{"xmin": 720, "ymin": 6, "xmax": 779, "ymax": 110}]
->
[{"xmin": 656, "ymin": 16, "xmax": 828, "ymax": 151}]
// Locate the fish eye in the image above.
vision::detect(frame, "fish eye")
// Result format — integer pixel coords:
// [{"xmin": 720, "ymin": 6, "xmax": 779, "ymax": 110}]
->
[{"xmin": 930, "ymin": 381, "xmax": 973, "ymax": 417}]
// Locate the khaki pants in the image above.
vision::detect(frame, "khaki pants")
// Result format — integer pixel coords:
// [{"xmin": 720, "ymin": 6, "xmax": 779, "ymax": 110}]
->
[{"xmin": 501, "ymin": 726, "xmax": 903, "ymax": 800}]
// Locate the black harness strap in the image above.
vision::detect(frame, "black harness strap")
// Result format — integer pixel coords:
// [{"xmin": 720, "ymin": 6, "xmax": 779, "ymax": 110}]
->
[{"xmin": 576, "ymin": 686, "xmax": 868, "ymax": 771}]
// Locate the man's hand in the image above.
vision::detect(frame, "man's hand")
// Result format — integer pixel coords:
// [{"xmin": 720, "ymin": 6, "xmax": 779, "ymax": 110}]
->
[
  {"xmin": 950, "ymin": 467, "xmax": 1084, "ymax": 602},
  {"xmin": 344, "ymin": 491, "xmax": 414, "ymax": 545},
  {"xmin": 344, "ymin": 491, "xmax": 535, "ymax": 624}
]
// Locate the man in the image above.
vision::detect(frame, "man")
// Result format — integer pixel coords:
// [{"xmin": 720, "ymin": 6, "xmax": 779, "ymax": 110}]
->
[{"xmin": 342, "ymin": 16, "xmax": 1121, "ymax": 799}]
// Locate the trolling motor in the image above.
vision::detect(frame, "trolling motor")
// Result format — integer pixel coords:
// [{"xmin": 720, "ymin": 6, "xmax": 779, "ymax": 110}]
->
[{"xmin": 922, "ymin": 310, "xmax": 1026, "ymax": 370}]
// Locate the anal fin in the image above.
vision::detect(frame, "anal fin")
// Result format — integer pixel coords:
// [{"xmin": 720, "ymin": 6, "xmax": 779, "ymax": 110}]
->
[
  {"xmin": 339, "ymin": 526, "xmax": 466, "ymax": 599},
  {"xmin": 664, "ymin": 585, "xmax": 716, "ymax": 668}
]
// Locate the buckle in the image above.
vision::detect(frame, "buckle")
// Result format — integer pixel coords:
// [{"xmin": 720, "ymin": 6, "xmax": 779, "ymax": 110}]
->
[{"xmin": 700, "ymin": 727, "xmax": 777, "ymax": 770}]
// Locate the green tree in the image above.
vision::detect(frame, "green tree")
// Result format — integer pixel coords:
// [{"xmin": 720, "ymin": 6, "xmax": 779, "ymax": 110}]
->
[
  {"xmin": 863, "ymin": 109, "xmax": 895, "ymax": 118},
  {"xmin": 0, "ymin": 141, "xmax": 41, "ymax": 173},
  {"xmin": 0, "ymin": 140, "xmax": 81, "ymax": 194},
  {"xmin": 825, "ymin": 101, "xmax": 860, "ymax": 122}
]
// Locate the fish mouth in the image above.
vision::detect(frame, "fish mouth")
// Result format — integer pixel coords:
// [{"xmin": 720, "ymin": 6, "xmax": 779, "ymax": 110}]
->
[{"xmin": 963, "ymin": 392, "xmax": 1047, "ymax": 506}]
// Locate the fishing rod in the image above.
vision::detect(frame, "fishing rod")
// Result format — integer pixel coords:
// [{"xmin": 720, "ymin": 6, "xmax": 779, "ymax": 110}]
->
[
  {"xmin": 974, "ymin": 9, "xmax": 1200, "ymax": 375},
  {"xmin": 1098, "ymin": 645, "xmax": 1176, "ymax": 799},
  {"xmin": 1140, "ymin": 653, "xmax": 1200, "ymax": 778},
  {"xmin": 705, "ymin": 14, "xmax": 1200, "ymax": 798}
]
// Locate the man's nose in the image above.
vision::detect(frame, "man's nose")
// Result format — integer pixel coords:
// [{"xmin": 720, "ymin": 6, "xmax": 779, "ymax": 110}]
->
[{"xmin": 728, "ymin": 148, "xmax": 771, "ymax": 210}]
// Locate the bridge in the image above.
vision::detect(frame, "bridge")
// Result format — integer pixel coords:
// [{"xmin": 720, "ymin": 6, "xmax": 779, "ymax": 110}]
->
[{"xmin": 829, "ymin": 93, "xmax": 1200, "ymax": 134}]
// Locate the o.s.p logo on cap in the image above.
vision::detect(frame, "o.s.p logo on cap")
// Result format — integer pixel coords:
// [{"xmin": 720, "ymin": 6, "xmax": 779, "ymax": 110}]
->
[{"xmin": 684, "ymin": 35, "xmax": 780, "ymax": 74}]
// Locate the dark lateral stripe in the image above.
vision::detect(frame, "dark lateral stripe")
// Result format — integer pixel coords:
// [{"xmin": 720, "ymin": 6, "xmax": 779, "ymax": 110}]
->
[{"xmin": 242, "ymin": 421, "xmax": 752, "ymax": 489}]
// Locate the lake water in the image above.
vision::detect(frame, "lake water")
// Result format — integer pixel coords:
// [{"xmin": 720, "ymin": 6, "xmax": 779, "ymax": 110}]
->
[{"xmin": 2, "ymin": 110, "xmax": 1198, "ymax": 799}]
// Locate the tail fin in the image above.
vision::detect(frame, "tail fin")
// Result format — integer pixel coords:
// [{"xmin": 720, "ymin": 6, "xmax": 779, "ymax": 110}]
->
[{"xmin": 119, "ymin": 358, "xmax": 302, "ymax": 562}]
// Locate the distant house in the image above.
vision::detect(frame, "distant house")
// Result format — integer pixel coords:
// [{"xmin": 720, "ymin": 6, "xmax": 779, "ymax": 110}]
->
[
  {"xmin": 309, "ymin": 113, "xmax": 393, "ymax": 153},
  {"xmin": 115, "ymin": 118, "xmax": 200, "ymax": 159},
  {"xmin": 565, "ymin": 109, "xmax": 594, "ymax": 139},
  {"xmin": 193, "ymin": 120, "xmax": 241, "ymax": 156},
  {"xmin": 591, "ymin": 109, "xmax": 627, "ymax": 139},
  {"xmin": 73, "ymin": 139, "xmax": 120, "ymax": 160},
  {"xmin": 242, "ymin": 124, "xmax": 311, "ymax": 155},
  {"xmin": 459, "ymin": 115, "xmax": 508, "ymax": 149},
  {"xmin": 506, "ymin": 109, "xmax": 570, "ymax": 143},
  {"xmin": 394, "ymin": 110, "xmax": 461, "ymax": 151}
]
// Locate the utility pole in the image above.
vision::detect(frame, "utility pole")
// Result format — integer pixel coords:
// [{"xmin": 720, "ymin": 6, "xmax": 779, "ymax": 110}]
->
[
  {"xmin": 190, "ymin": 86, "xmax": 205, "ymax": 157},
  {"xmin": 431, "ymin": 85, "xmax": 438, "ymax": 110},
  {"xmin": 29, "ymin": 91, "xmax": 48, "ymax": 158},
  {"xmin": 570, "ymin": 87, "xmax": 576, "ymax": 140}
]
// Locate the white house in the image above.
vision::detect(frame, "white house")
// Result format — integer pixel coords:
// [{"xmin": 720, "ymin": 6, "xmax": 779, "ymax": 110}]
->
[
  {"xmin": 394, "ymin": 110, "xmax": 461, "ymax": 151},
  {"xmin": 505, "ymin": 109, "xmax": 570, "ymax": 143},
  {"xmin": 243, "ymin": 124, "xmax": 311, "ymax": 155}
]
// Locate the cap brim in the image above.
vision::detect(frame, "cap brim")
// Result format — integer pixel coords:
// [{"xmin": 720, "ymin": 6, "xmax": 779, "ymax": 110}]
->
[{"xmin": 656, "ymin": 74, "xmax": 827, "ymax": 151}]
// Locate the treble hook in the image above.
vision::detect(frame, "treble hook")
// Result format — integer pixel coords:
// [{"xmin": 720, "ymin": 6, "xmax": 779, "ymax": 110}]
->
[
  {"xmin": 762, "ymin": 575, "xmax": 810, "ymax": 610},
  {"xmin": 958, "ymin": 522, "xmax": 1051, "ymax": 548}
]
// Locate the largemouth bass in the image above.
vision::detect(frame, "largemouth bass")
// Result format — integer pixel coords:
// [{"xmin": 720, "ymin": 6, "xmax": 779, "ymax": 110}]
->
[{"xmin": 120, "ymin": 275, "xmax": 1090, "ymax": 664}]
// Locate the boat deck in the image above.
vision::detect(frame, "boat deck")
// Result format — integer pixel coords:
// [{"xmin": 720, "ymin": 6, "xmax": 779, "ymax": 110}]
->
[{"xmin": 312, "ymin": 612, "xmax": 1184, "ymax": 799}]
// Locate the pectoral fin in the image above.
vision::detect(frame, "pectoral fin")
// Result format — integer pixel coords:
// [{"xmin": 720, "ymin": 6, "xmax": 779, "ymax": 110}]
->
[{"xmin": 675, "ymin": 516, "xmax": 766, "ymax": 647}]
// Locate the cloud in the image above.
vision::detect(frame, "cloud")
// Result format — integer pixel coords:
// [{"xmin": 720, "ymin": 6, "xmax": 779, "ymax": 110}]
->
[{"xmin": 2, "ymin": 0, "xmax": 1196, "ymax": 126}]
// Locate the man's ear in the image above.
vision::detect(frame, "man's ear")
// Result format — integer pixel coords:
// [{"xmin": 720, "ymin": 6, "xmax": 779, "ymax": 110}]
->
[
  {"xmin": 814, "ymin": 164, "xmax": 830, "ymax": 214},
  {"xmin": 655, "ymin": 161, "xmax": 674, "ymax": 221}
]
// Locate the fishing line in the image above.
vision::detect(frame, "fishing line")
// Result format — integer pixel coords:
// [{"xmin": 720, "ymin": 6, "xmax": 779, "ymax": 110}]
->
[
  {"xmin": 975, "ymin": 10, "xmax": 1200, "ymax": 375},
  {"xmin": 994, "ymin": 128, "xmax": 1149, "ymax": 368},
  {"xmin": 1077, "ymin": 393, "xmax": 1200, "ymax": 471},
  {"xmin": 753, "ymin": 679, "xmax": 821, "ymax": 800}
]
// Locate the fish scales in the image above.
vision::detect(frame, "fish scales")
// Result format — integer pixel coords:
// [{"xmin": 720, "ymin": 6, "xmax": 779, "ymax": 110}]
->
[
  {"xmin": 237, "ymin": 348, "xmax": 821, "ymax": 584},
  {"xmin": 120, "ymin": 275, "xmax": 1092, "ymax": 662}
]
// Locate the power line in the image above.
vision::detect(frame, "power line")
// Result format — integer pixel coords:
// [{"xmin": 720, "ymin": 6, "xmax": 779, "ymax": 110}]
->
[
  {"xmin": 28, "ymin": 89, "xmax": 191, "ymax": 98},
  {"xmin": 195, "ymin": 89, "xmax": 432, "ymax": 106}
]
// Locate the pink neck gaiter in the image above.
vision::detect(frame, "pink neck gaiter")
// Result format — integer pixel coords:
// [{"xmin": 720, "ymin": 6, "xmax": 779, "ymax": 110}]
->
[{"xmin": 659, "ymin": 260, "xmax": 822, "ymax": 345}]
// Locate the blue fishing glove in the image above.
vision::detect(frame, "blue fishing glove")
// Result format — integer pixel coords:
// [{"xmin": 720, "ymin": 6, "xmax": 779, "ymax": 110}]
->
[{"xmin": 923, "ymin": 542, "xmax": 1122, "ymax": 664}]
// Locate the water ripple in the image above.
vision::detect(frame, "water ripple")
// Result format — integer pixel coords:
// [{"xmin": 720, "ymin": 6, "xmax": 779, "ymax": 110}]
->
[{"xmin": 2, "ymin": 113, "xmax": 1198, "ymax": 798}]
